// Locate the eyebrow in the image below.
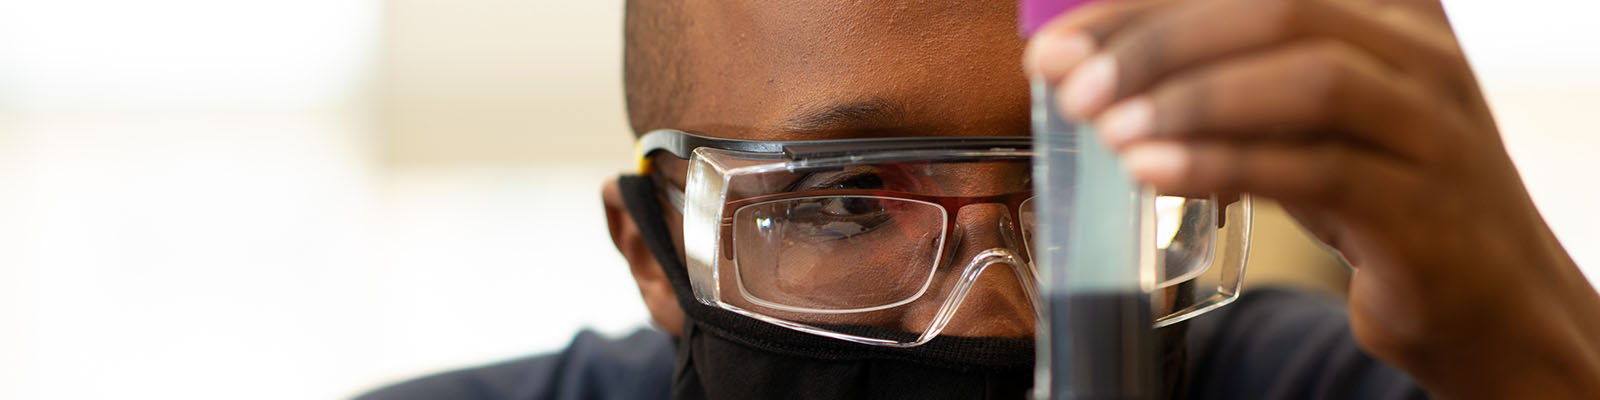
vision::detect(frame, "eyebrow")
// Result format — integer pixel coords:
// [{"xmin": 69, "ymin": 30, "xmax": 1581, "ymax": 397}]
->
[{"xmin": 780, "ymin": 98, "xmax": 909, "ymax": 134}]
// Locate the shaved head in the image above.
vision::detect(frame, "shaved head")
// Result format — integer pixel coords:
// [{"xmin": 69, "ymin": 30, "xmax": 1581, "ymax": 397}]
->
[
  {"xmin": 622, "ymin": 1, "xmax": 1030, "ymax": 139},
  {"xmin": 623, "ymin": 0, "xmax": 689, "ymax": 136}
]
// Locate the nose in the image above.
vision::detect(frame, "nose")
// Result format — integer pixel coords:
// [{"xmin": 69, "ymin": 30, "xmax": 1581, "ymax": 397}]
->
[{"xmin": 902, "ymin": 204, "xmax": 1039, "ymax": 338}]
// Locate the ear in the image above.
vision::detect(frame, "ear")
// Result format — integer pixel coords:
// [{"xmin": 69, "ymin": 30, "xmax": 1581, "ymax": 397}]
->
[{"xmin": 602, "ymin": 178, "xmax": 686, "ymax": 337}]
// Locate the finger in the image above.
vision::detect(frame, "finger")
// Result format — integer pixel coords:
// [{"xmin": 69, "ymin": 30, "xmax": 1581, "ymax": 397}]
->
[
  {"xmin": 1119, "ymin": 140, "xmax": 1422, "ymax": 220},
  {"xmin": 1060, "ymin": 0, "xmax": 1466, "ymax": 117},
  {"xmin": 1093, "ymin": 39, "xmax": 1457, "ymax": 161},
  {"xmin": 1024, "ymin": 0, "xmax": 1173, "ymax": 82}
]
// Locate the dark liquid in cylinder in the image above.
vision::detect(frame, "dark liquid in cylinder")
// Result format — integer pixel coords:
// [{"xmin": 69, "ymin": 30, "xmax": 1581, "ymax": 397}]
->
[{"xmin": 1046, "ymin": 292, "xmax": 1159, "ymax": 400}]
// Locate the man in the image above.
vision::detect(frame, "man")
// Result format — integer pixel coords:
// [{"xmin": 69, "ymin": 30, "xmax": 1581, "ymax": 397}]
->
[{"xmin": 360, "ymin": 0, "xmax": 1600, "ymax": 399}]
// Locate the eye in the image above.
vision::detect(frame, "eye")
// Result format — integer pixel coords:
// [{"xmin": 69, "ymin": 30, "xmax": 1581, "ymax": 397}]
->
[
  {"xmin": 828, "ymin": 173, "xmax": 884, "ymax": 191},
  {"xmin": 787, "ymin": 196, "xmax": 892, "ymax": 240},
  {"xmin": 822, "ymin": 196, "xmax": 882, "ymax": 216},
  {"xmin": 774, "ymin": 170, "xmax": 897, "ymax": 240},
  {"xmin": 788, "ymin": 169, "xmax": 887, "ymax": 193}
]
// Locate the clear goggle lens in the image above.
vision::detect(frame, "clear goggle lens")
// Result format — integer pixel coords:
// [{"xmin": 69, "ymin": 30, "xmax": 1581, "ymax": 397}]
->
[{"xmin": 683, "ymin": 146, "xmax": 1250, "ymax": 346}]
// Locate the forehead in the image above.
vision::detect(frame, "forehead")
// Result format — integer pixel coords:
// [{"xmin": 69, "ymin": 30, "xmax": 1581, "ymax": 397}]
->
[{"xmin": 676, "ymin": 1, "xmax": 1030, "ymax": 141}]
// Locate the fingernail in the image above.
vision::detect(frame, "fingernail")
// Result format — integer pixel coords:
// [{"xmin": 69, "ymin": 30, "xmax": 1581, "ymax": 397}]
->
[
  {"xmin": 1026, "ymin": 33, "xmax": 1095, "ymax": 81},
  {"xmin": 1061, "ymin": 54, "xmax": 1117, "ymax": 118},
  {"xmin": 1097, "ymin": 98, "xmax": 1154, "ymax": 147},
  {"xmin": 1121, "ymin": 142, "xmax": 1187, "ymax": 183}
]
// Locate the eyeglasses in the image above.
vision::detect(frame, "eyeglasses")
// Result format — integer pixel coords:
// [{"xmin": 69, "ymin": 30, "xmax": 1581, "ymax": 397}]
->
[{"xmin": 637, "ymin": 129, "xmax": 1251, "ymax": 347}]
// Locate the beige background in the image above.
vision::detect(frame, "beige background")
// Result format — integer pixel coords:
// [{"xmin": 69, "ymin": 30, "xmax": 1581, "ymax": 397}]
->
[{"xmin": 0, "ymin": 1, "xmax": 1595, "ymax": 399}]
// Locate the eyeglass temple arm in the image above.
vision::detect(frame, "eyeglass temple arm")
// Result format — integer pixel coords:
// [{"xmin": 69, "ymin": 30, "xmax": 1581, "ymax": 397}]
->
[
  {"xmin": 637, "ymin": 128, "xmax": 1034, "ymax": 213},
  {"xmin": 636, "ymin": 129, "xmax": 1035, "ymax": 174},
  {"xmin": 647, "ymin": 171, "xmax": 687, "ymax": 214},
  {"xmin": 637, "ymin": 129, "xmax": 790, "ymax": 174}
]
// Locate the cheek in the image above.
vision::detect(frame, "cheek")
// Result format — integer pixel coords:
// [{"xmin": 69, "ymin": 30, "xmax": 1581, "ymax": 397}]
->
[
  {"xmin": 766, "ymin": 224, "xmax": 943, "ymax": 306},
  {"xmin": 718, "ymin": 218, "xmax": 948, "ymax": 330}
]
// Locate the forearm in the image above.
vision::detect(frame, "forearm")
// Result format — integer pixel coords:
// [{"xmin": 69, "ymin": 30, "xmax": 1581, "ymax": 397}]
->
[{"xmin": 1394, "ymin": 235, "xmax": 1600, "ymax": 399}]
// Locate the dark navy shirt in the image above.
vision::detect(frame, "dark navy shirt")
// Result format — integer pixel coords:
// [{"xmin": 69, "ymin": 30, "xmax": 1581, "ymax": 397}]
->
[{"xmin": 356, "ymin": 288, "xmax": 1425, "ymax": 400}]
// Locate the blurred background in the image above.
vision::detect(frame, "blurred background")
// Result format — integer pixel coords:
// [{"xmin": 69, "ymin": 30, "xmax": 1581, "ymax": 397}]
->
[{"xmin": 0, "ymin": 1, "xmax": 1595, "ymax": 399}]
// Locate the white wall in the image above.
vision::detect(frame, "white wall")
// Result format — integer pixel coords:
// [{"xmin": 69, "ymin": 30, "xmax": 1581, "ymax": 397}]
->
[{"xmin": 1448, "ymin": 2, "xmax": 1600, "ymax": 273}]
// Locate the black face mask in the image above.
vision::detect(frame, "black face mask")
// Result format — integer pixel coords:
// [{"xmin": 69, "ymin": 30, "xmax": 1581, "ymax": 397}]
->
[{"xmin": 617, "ymin": 175, "xmax": 1187, "ymax": 400}]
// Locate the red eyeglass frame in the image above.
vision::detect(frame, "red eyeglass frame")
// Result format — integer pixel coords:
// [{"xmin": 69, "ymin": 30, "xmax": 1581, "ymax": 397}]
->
[{"xmin": 716, "ymin": 188, "xmax": 1039, "ymax": 268}]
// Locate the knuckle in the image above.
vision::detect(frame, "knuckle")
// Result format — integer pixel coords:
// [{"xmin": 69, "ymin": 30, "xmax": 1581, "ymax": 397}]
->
[
  {"xmin": 1248, "ymin": 0, "xmax": 1311, "ymax": 39},
  {"xmin": 1117, "ymin": 28, "xmax": 1167, "ymax": 91},
  {"xmin": 1294, "ymin": 40, "xmax": 1363, "ymax": 122},
  {"xmin": 1159, "ymin": 75, "xmax": 1212, "ymax": 138}
]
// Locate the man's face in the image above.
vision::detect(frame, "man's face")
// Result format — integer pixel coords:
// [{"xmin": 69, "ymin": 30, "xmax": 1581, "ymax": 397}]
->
[{"xmin": 659, "ymin": 0, "xmax": 1037, "ymax": 339}]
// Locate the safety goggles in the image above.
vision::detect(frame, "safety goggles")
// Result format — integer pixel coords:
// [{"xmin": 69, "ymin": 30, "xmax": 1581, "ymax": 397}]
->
[{"xmin": 637, "ymin": 129, "xmax": 1251, "ymax": 347}]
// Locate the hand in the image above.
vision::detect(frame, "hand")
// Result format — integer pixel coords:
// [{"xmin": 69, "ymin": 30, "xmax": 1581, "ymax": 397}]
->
[{"xmin": 1025, "ymin": 0, "xmax": 1600, "ymax": 397}]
